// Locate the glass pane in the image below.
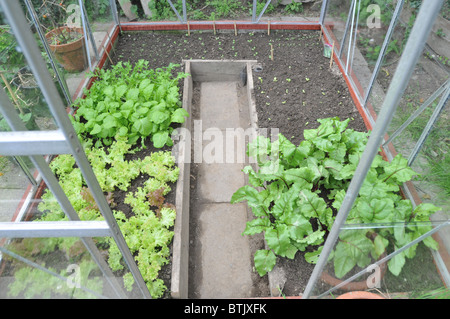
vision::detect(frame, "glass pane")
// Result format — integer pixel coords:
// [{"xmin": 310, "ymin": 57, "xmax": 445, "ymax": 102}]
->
[
  {"xmin": 1, "ymin": 8, "xmax": 60, "ymax": 131},
  {"xmin": 116, "ymin": 0, "xmax": 320, "ymax": 22},
  {"xmin": 0, "ymin": 156, "xmax": 37, "ymax": 223},
  {"xmin": 312, "ymin": 223, "xmax": 448, "ymax": 299},
  {"xmin": 0, "ymin": 236, "xmax": 109, "ymax": 299}
]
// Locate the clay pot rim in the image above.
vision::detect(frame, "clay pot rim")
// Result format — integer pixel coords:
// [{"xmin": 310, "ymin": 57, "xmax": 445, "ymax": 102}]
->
[
  {"xmin": 336, "ymin": 291, "xmax": 386, "ymax": 299},
  {"xmin": 45, "ymin": 26, "xmax": 84, "ymax": 49}
]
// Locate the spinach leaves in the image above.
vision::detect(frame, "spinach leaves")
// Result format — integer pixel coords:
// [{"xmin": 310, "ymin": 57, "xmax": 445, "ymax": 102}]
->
[
  {"xmin": 70, "ymin": 60, "xmax": 188, "ymax": 148},
  {"xmin": 232, "ymin": 117, "xmax": 440, "ymax": 278}
]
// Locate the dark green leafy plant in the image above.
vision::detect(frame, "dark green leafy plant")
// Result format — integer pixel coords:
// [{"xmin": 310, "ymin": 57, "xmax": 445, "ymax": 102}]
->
[
  {"xmin": 231, "ymin": 117, "xmax": 440, "ymax": 278},
  {"xmin": 285, "ymin": 1, "xmax": 303, "ymax": 14},
  {"xmin": 70, "ymin": 60, "xmax": 188, "ymax": 148}
]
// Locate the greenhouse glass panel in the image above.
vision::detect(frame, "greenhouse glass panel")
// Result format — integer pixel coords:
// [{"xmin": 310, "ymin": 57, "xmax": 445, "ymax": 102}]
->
[
  {"xmin": 0, "ymin": 22, "xmax": 59, "ymax": 132},
  {"xmin": 0, "ymin": 235, "xmax": 146, "ymax": 299},
  {"xmin": 310, "ymin": 224, "xmax": 449, "ymax": 299}
]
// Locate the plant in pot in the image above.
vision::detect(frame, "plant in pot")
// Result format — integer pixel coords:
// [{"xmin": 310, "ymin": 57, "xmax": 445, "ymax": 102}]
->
[
  {"xmin": 38, "ymin": 1, "xmax": 88, "ymax": 72},
  {"xmin": 231, "ymin": 117, "xmax": 441, "ymax": 291}
]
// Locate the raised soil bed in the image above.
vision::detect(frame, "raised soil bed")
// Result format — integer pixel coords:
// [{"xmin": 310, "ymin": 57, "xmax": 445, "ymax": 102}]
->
[{"xmin": 110, "ymin": 29, "xmax": 369, "ymax": 297}]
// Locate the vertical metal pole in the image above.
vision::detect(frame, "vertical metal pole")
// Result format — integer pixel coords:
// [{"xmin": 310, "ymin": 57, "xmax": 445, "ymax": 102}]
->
[
  {"xmin": 79, "ymin": 0, "xmax": 99, "ymax": 60},
  {"xmin": 167, "ymin": 0, "xmax": 184, "ymax": 24},
  {"xmin": 23, "ymin": 0, "xmax": 72, "ymax": 106},
  {"xmin": 383, "ymin": 80, "xmax": 449, "ymax": 147},
  {"xmin": 345, "ymin": 0, "xmax": 357, "ymax": 75},
  {"xmin": 1, "ymin": 0, "xmax": 151, "ymax": 298},
  {"xmin": 408, "ymin": 87, "xmax": 449, "ymax": 166},
  {"xmin": 319, "ymin": 0, "xmax": 329, "ymax": 26},
  {"xmin": 339, "ymin": 0, "xmax": 355, "ymax": 58},
  {"xmin": 349, "ymin": 0, "xmax": 360, "ymax": 74},
  {"xmin": 255, "ymin": 0, "xmax": 272, "ymax": 24},
  {"xmin": 182, "ymin": 0, "xmax": 187, "ymax": 23},
  {"xmin": 78, "ymin": 0, "xmax": 92, "ymax": 70},
  {"xmin": 303, "ymin": 0, "xmax": 444, "ymax": 299},
  {"xmin": 363, "ymin": 0, "xmax": 405, "ymax": 108},
  {"xmin": 109, "ymin": 0, "xmax": 122, "ymax": 33},
  {"xmin": 252, "ymin": 0, "xmax": 257, "ymax": 23}
]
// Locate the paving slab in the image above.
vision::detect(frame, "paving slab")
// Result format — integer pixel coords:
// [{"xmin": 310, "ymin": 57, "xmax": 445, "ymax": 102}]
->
[
  {"xmin": 196, "ymin": 202, "xmax": 254, "ymax": 298},
  {"xmin": 199, "ymin": 81, "xmax": 241, "ymax": 129},
  {"xmin": 197, "ymin": 162, "xmax": 245, "ymax": 203}
]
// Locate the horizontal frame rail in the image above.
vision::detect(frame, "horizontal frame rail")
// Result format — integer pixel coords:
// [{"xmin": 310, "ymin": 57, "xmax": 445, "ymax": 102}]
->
[
  {"xmin": 0, "ymin": 221, "xmax": 112, "ymax": 238},
  {"xmin": 0, "ymin": 129, "xmax": 71, "ymax": 156}
]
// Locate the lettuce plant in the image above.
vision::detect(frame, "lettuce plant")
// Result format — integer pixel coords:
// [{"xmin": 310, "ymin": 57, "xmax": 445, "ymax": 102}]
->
[
  {"xmin": 35, "ymin": 135, "xmax": 179, "ymax": 298},
  {"xmin": 231, "ymin": 117, "xmax": 440, "ymax": 278},
  {"xmin": 70, "ymin": 60, "xmax": 189, "ymax": 148}
]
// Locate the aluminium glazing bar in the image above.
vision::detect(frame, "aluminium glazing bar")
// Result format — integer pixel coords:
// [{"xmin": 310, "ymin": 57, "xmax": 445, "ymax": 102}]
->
[
  {"xmin": 363, "ymin": 0, "xmax": 405, "ymax": 108},
  {"xmin": 383, "ymin": 79, "xmax": 449, "ymax": 147},
  {"xmin": 0, "ymin": 129, "xmax": 71, "ymax": 156},
  {"xmin": 302, "ymin": 0, "xmax": 445, "ymax": 299},
  {"xmin": 408, "ymin": 85, "xmax": 449, "ymax": 166},
  {"xmin": 79, "ymin": 0, "xmax": 99, "ymax": 60},
  {"xmin": 345, "ymin": 0, "xmax": 357, "ymax": 75},
  {"xmin": 167, "ymin": 0, "xmax": 185, "ymax": 24},
  {"xmin": 79, "ymin": 0, "xmax": 92, "ymax": 70},
  {"xmin": 182, "ymin": 0, "xmax": 187, "ymax": 24},
  {"xmin": 252, "ymin": 0, "xmax": 257, "ymax": 23},
  {"xmin": 319, "ymin": 0, "xmax": 329, "ymax": 26},
  {"xmin": 339, "ymin": 0, "xmax": 355, "ymax": 59},
  {"xmin": 109, "ymin": 0, "xmax": 122, "ymax": 33},
  {"xmin": 255, "ymin": 0, "xmax": 272, "ymax": 24},
  {"xmin": 23, "ymin": 0, "xmax": 72, "ymax": 106},
  {"xmin": 0, "ymin": 221, "xmax": 111, "ymax": 238},
  {"xmin": 348, "ymin": 0, "xmax": 361, "ymax": 74}
]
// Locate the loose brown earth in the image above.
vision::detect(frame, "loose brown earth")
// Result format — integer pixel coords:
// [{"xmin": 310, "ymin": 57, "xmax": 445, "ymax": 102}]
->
[{"xmin": 110, "ymin": 29, "xmax": 367, "ymax": 297}]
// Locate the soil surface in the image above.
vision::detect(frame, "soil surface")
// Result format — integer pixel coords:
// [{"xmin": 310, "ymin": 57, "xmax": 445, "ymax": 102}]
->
[{"xmin": 111, "ymin": 29, "xmax": 367, "ymax": 297}]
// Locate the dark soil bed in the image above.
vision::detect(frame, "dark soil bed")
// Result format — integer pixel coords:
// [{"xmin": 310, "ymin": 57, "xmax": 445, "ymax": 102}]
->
[{"xmin": 110, "ymin": 29, "xmax": 367, "ymax": 297}]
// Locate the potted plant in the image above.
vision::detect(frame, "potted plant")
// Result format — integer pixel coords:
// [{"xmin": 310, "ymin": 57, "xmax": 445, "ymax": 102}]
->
[
  {"xmin": 231, "ymin": 117, "xmax": 441, "ymax": 290},
  {"xmin": 38, "ymin": 1, "xmax": 87, "ymax": 72}
]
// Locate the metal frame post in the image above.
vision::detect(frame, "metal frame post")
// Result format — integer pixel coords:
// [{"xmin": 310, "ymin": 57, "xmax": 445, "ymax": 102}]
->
[
  {"xmin": 303, "ymin": 0, "xmax": 445, "ymax": 299},
  {"xmin": 252, "ymin": 0, "xmax": 257, "ymax": 23},
  {"xmin": 79, "ymin": 0, "xmax": 99, "ymax": 60},
  {"xmin": 109, "ymin": 0, "xmax": 122, "ymax": 33},
  {"xmin": 254, "ymin": 0, "xmax": 273, "ymax": 24},
  {"xmin": 383, "ymin": 79, "xmax": 449, "ymax": 148},
  {"xmin": 339, "ymin": 0, "xmax": 355, "ymax": 59},
  {"xmin": 319, "ymin": 0, "xmax": 329, "ymax": 26},
  {"xmin": 363, "ymin": 0, "xmax": 405, "ymax": 108},
  {"xmin": 408, "ymin": 86, "xmax": 449, "ymax": 166},
  {"xmin": 167, "ymin": 0, "xmax": 185, "ymax": 23},
  {"xmin": 23, "ymin": 0, "xmax": 72, "ymax": 106}
]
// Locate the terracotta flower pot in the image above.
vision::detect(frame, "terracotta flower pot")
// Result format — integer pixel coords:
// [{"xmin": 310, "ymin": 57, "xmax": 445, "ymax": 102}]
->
[
  {"xmin": 46, "ymin": 27, "xmax": 87, "ymax": 72},
  {"xmin": 337, "ymin": 291, "xmax": 385, "ymax": 299}
]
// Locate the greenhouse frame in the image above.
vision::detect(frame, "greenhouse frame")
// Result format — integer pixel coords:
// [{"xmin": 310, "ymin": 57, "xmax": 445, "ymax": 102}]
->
[{"xmin": 0, "ymin": 0, "xmax": 448, "ymax": 299}]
